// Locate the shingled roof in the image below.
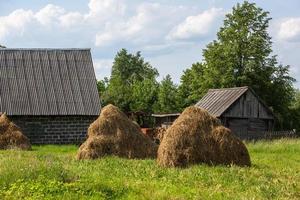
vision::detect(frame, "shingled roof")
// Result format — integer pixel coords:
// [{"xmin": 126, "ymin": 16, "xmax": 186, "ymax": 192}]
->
[
  {"xmin": 195, "ymin": 86, "xmax": 249, "ymax": 117},
  {"xmin": 0, "ymin": 48, "xmax": 101, "ymax": 116}
]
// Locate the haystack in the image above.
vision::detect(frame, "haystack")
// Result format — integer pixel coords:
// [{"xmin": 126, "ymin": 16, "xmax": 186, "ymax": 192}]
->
[
  {"xmin": 0, "ymin": 113, "xmax": 31, "ymax": 150},
  {"xmin": 77, "ymin": 104, "xmax": 158, "ymax": 160},
  {"xmin": 157, "ymin": 106, "xmax": 251, "ymax": 167}
]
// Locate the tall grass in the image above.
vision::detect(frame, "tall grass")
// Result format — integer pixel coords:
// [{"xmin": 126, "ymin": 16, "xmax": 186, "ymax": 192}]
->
[{"xmin": 0, "ymin": 139, "xmax": 299, "ymax": 199}]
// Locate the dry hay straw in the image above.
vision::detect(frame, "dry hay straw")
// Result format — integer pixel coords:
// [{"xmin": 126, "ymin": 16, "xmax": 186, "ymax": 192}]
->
[
  {"xmin": 0, "ymin": 113, "xmax": 31, "ymax": 150},
  {"xmin": 157, "ymin": 106, "xmax": 251, "ymax": 168},
  {"xmin": 141, "ymin": 127, "xmax": 167, "ymax": 144},
  {"xmin": 77, "ymin": 104, "xmax": 158, "ymax": 160},
  {"xmin": 153, "ymin": 127, "xmax": 167, "ymax": 144}
]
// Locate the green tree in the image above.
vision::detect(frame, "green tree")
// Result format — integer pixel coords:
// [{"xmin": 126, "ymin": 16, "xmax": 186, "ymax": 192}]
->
[
  {"xmin": 154, "ymin": 75, "xmax": 179, "ymax": 113},
  {"xmin": 103, "ymin": 49, "xmax": 159, "ymax": 112},
  {"xmin": 0, "ymin": 45, "xmax": 6, "ymax": 48},
  {"xmin": 97, "ymin": 77, "xmax": 109, "ymax": 106},
  {"xmin": 177, "ymin": 63, "xmax": 205, "ymax": 109},
  {"xmin": 200, "ymin": 1, "xmax": 295, "ymax": 128},
  {"xmin": 131, "ymin": 78, "xmax": 159, "ymax": 113},
  {"xmin": 291, "ymin": 89, "xmax": 300, "ymax": 109},
  {"xmin": 286, "ymin": 89, "xmax": 300, "ymax": 132}
]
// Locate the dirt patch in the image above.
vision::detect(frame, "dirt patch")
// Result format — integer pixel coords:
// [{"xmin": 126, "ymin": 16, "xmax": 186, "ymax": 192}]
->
[
  {"xmin": 0, "ymin": 113, "xmax": 31, "ymax": 150},
  {"xmin": 157, "ymin": 106, "xmax": 251, "ymax": 167},
  {"xmin": 77, "ymin": 104, "xmax": 158, "ymax": 160}
]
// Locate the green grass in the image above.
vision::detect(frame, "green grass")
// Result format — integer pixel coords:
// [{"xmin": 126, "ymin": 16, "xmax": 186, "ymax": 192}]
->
[{"xmin": 0, "ymin": 139, "xmax": 299, "ymax": 200}]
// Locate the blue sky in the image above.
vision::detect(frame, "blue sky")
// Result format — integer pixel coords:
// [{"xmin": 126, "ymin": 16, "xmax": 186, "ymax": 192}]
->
[{"xmin": 1, "ymin": 0, "xmax": 300, "ymax": 88}]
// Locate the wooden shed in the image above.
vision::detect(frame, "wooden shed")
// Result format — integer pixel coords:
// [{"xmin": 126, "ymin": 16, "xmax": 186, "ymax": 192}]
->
[
  {"xmin": 196, "ymin": 86, "xmax": 275, "ymax": 139},
  {"xmin": 152, "ymin": 113, "xmax": 180, "ymax": 128},
  {"xmin": 0, "ymin": 48, "xmax": 101, "ymax": 144}
]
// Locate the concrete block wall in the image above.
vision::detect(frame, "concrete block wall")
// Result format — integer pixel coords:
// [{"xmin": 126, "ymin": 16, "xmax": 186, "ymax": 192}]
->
[{"xmin": 10, "ymin": 115, "xmax": 98, "ymax": 144}]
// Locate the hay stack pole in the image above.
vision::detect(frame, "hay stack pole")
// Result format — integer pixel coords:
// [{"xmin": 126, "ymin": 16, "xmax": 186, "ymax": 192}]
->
[
  {"xmin": 157, "ymin": 106, "xmax": 251, "ymax": 168},
  {"xmin": 77, "ymin": 104, "xmax": 158, "ymax": 160},
  {"xmin": 0, "ymin": 113, "xmax": 31, "ymax": 150}
]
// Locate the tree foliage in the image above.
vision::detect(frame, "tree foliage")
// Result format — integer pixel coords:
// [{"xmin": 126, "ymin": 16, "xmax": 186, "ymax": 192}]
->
[
  {"xmin": 285, "ymin": 89, "xmax": 300, "ymax": 132},
  {"xmin": 131, "ymin": 78, "xmax": 159, "ymax": 113},
  {"xmin": 96, "ymin": 1, "xmax": 298, "ymax": 130},
  {"xmin": 102, "ymin": 49, "xmax": 158, "ymax": 112},
  {"xmin": 154, "ymin": 75, "xmax": 179, "ymax": 113},
  {"xmin": 182, "ymin": 1, "xmax": 295, "ymax": 128},
  {"xmin": 177, "ymin": 63, "xmax": 205, "ymax": 109}
]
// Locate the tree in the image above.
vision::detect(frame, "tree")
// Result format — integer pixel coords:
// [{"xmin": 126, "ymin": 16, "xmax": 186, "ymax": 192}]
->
[
  {"xmin": 0, "ymin": 45, "xmax": 6, "ymax": 48},
  {"xmin": 131, "ymin": 78, "xmax": 159, "ymax": 113},
  {"xmin": 154, "ymin": 75, "xmax": 179, "ymax": 113},
  {"xmin": 199, "ymin": 1, "xmax": 295, "ymax": 128},
  {"xmin": 291, "ymin": 89, "xmax": 300, "ymax": 109},
  {"xmin": 285, "ymin": 89, "xmax": 300, "ymax": 133},
  {"xmin": 177, "ymin": 63, "xmax": 205, "ymax": 109},
  {"xmin": 103, "ymin": 49, "xmax": 159, "ymax": 112},
  {"xmin": 97, "ymin": 77, "xmax": 109, "ymax": 106}
]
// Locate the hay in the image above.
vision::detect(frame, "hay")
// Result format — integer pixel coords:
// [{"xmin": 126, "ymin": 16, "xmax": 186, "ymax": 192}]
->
[
  {"xmin": 141, "ymin": 127, "xmax": 167, "ymax": 144},
  {"xmin": 153, "ymin": 127, "xmax": 167, "ymax": 144},
  {"xmin": 0, "ymin": 113, "xmax": 31, "ymax": 150},
  {"xmin": 211, "ymin": 126, "xmax": 251, "ymax": 166},
  {"xmin": 77, "ymin": 104, "xmax": 158, "ymax": 160},
  {"xmin": 157, "ymin": 106, "xmax": 251, "ymax": 167}
]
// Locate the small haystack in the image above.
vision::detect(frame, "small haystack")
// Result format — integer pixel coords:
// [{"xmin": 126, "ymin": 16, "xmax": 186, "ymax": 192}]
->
[
  {"xmin": 157, "ymin": 106, "xmax": 251, "ymax": 167},
  {"xmin": 77, "ymin": 104, "xmax": 158, "ymax": 160},
  {"xmin": 0, "ymin": 113, "xmax": 31, "ymax": 150}
]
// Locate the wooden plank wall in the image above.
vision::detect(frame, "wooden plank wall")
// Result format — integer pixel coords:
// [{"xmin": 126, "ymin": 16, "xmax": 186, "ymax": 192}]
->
[{"xmin": 223, "ymin": 90, "xmax": 273, "ymax": 119}]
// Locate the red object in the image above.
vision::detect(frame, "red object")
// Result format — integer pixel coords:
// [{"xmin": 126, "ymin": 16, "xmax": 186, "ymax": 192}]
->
[{"xmin": 141, "ymin": 128, "xmax": 155, "ymax": 139}]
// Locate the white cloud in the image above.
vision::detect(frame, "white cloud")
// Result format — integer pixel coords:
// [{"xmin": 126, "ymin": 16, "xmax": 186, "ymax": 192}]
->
[
  {"xmin": 94, "ymin": 58, "xmax": 113, "ymax": 70},
  {"xmin": 277, "ymin": 17, "xmax": 300, "ymax": 42},
  {"xmin": 86, "ymin": 0, "xmax": 126, "ymax": 23},
  {"xmin": 0, "ymin": 9, "xmax": 34, "ymax": 40},
  {"xmin": 60, "ymin": 12, "xmax": 84, "ymax": 28},
  {"xmin": 35, "ymin": 4, "xmax": 65, "ymax": 26},
  {"xmin": 0, "ymin": 1, "xmax": 212, "ymax": 50},
  {"xmin": 168, "ymin": 8, "xmax": 223, "ymax": 40},
  {"xmin": 95, "ymin": 3, "xmax": 190, "ymax": 47},
  {"xmin": 93, "ymin": 59, "xmax": 113, "ymax": 79}
]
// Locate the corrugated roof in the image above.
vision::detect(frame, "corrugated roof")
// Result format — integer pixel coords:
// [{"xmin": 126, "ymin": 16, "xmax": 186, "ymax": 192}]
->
[
  {"xmin": 195, "ymin": 86, "xmax": 248, "ymax": 117},
  {"xmin": 152, "ymin": 113, "xmax": 181, "ymax": 117},
  {"xmin": 0, "ymin": 48, "xmax": 101, "ymax": 116}
]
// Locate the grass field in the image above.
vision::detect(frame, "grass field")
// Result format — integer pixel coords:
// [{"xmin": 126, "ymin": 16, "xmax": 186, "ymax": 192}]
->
[{"xmin": 0, "ymin": 139, "xmax": 299, "ymax": 200}]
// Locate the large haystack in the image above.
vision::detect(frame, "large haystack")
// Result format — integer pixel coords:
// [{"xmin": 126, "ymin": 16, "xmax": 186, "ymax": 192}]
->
[
  {"xmin": 0, "ymin": 113, "xmax": 31, "ymax": 150},
  {"xmin": 77, "ymin": 104, "xmax": 158, "ymax": 160},
  {"xmin": 157, "ymin": 106, "xmax": 251, "ymax": 167}
]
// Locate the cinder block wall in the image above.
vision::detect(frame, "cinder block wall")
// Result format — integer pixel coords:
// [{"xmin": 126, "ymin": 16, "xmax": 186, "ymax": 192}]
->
[{"xmin": 10, "ymin": 116, "xmax": 98, "ymax": 144}]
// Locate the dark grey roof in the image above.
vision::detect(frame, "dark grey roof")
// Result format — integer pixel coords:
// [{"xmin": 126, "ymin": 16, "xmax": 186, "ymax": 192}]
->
[
  {"xmin": 195, "ymin": 86, "xmax": 248, "ymax": 117},
  {"xmin": 0, "ymin": 48, "xmax": 101, "ymax": 116}
]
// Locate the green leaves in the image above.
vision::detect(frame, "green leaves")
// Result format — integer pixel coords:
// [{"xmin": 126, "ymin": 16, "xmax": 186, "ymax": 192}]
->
[
  {"xmin": 102, "ymin": 49, "xmax": 159, "ymax": 112},
  {"xmin": 178, "ymin": 63, "xmax": 205, "ymax": 109},
  {"xmin": 96, "ymin": 1, "xmax": 297, "ymax": 130},
  {"xmin": 199, "ymin": 1, "xmax": 295, "ymax": 129},
  {"xmin": 131, "ymin": 78, "xmax": 159, "ymax": 113},
  {"xmin": 154, "ymin": 75, "xmax": 179, "ymax": 113}
]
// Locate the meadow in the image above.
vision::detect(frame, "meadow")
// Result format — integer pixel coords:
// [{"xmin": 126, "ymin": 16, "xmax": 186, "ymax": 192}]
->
[{"xmin": 0, "ymin": 139, "xmax": 299, "ymax": 200}]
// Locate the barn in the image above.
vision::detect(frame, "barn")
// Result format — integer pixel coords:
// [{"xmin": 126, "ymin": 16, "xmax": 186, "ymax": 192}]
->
[
  {"xmin": 196, "ymin": 86, "xmax": 275, "ymax": 140},
  {"xmin": 0, "ymin": 48, "xmax": 101, "ymax": 144}
]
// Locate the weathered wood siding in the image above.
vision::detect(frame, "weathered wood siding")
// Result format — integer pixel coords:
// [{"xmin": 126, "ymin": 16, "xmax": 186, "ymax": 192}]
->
[{"xmin": 223, "ymin": 90, "xmax": 273, "ymax": 119}]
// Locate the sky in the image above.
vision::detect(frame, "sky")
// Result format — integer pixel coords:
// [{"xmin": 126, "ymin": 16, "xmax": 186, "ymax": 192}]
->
[{"xmin": 1, "ymin": 0, "xmax": 300, "ymax": 88}]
